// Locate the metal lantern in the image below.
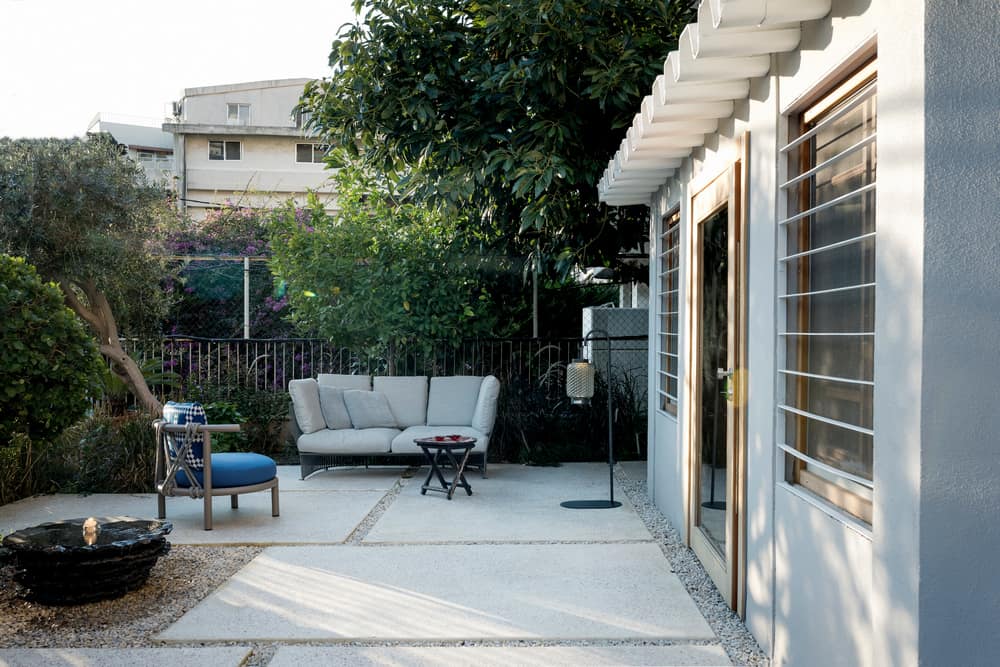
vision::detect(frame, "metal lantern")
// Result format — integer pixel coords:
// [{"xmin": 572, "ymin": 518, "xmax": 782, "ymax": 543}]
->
[
  {"xmin": 561, "ymin": 329, "xmax": 622, "ymax": 509},
  {"xmin": 566, "ymin": 358, "xmax": 595, "ymax": 406}
]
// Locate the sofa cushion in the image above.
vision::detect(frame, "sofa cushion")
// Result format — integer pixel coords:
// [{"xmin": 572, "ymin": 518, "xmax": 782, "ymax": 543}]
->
[
  {"xmin": 288, "ymin": 378, "xmax": 326, "ymax": 434},
  {"xmin": 318, "ymin": 386, "xmax": 353, "ymax": 430},
  {"xmin": 426, "ymin": 376, "xmax": 483, "ymax": 426},
  {"xmin": 471, "ymin": 375, "xmax": 501, "ymax": 434},
  {"xmin": 176, "ymin": 452, "xmax": 276, "ymax": 488},
  {"xmin": 392, "ymin": 425, "xmax": 488, "ymax": 455},
  {"xmin": 373, "ymin": 376, "xmax": 428, "ymax": 428},
  {"xmin": 343, "ymin": 390, "xmax": 398, "ymax": 429},
  {"xmin": 318, "ymin": 373, "xmax": 372, "ymax": 391},
  {"xmin": 297, "ymin": 427, "xmax": 397, "ymax": 455}
]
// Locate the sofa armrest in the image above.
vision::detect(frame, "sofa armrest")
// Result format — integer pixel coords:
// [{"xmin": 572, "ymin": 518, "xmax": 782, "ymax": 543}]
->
[
  {"xmin": 287, "ymin": 400, "xmax": 303, "ymax": 444},
  {"xmin": 471, "ymin": 375, "xmax": 501, "ymax": 435}
]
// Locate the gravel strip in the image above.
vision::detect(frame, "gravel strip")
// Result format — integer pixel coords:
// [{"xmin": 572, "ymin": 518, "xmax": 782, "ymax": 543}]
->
[{"xmin": 615, "ymin": 465, "xmax": 769, "ymax": 667}]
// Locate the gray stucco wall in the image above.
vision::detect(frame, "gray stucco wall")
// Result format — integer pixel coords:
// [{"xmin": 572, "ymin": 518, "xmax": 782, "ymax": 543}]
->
[{"xmin": 919, "ymin": 1, "xmax": 1000, "ymax": 663}]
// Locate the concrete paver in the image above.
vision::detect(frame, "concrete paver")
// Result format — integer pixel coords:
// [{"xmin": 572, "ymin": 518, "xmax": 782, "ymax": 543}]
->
[
  {"xmin": 158, "ymin": 542, "xmax": 714, "ymax": 642},
  {"xmin": 268, "ymin": 644, "xmax": 732, "ymax": 666},
  {"xmin": 0, "ymin": 489, "xmax": 385, "ymax": 545},
  {"xmin": 277, "ymin": 465, "xmax": 407, "ymax": 491},
  {"xmin": 365, "ymin": 463, "xmax": 652, "ymax": 543},
  {"xmin": 0, "ymin": 647, "xmax": 252, "ymax": 666}
]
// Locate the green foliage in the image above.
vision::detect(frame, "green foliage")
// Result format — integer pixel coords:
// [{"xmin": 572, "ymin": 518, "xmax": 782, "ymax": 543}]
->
[
  {"xmin": 269, "ymin": 166, "xmax": 503, "ymax": 366},
  {"xmin": 301, "ymin": 0, "xmax": 693, "ymax": 278},
  {"xmin": 0, "ymin": 136, "xmax": 173, "ymax": 338},
  {"xmin": 47, "ymin": 411, "xmax": 159, "ymax": 495},
  {"xmin": 0, "ymin": 255, "xmax": 104, "ymax": 445},
  {"xmin": 186, "ymin": 380, "xmax": 290, "ymax": 459}
]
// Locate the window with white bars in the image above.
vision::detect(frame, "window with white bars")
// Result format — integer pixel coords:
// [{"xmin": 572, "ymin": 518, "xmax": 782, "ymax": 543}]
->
[
  {"xmin": 658, "ymin": 209, "xmax": 681, "ymax": 416},
  {"xmin": 778, "ymin": 63, "xmax": 876, "ymax": 523}
]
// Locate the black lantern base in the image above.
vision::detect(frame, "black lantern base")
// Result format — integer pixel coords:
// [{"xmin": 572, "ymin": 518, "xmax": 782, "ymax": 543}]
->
[
  {"xmin": 561, "ymin": 499, "xmax": 622, "ymax": 509},
  {"xmin": 701, "ymin": 500, "xmax": 726, "ymax": 510}
]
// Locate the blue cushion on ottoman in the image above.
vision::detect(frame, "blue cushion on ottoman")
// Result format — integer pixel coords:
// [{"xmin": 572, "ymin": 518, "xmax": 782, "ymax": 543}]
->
[{"xmin": 176, "ymin": 452, "xmax": 277, "ymax": 488}]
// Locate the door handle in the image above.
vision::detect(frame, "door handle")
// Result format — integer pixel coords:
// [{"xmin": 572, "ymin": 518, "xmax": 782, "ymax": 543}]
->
[{"xmin": 718, "ymin": 368, "xmax": 735, "ymax": 401}]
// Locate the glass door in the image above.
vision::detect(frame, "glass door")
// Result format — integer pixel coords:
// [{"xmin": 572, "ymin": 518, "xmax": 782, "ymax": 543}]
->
[{"xmin": 686, "ymin": 160, "xmax": 746, "ymax": 610}]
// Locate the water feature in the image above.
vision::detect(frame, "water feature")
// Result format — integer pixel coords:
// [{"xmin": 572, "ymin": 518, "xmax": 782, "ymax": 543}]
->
[{"xmin": 0, "ymin": 516, "xmax": 171, "ymax": 605}]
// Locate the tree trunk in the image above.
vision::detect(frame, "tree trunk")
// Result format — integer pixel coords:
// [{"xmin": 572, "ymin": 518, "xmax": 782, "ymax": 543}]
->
[{"xmin": 61, "ymin": 279, "xmax": 163, "ymax": 416}]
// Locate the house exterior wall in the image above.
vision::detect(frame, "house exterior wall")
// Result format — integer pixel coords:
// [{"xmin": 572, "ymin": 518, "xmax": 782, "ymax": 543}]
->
[
  {"xmin": 638, "ymin": 0, "xmax": 999, "ymax": 664},
  {"xmin": 165, "ymin": 79, "xmax": 336, "ymax": 220}
]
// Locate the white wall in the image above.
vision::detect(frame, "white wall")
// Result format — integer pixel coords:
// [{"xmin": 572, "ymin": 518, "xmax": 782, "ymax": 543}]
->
[{"xmin": 182, "ymin": 80, "xmax": 309, "ymax": 127}]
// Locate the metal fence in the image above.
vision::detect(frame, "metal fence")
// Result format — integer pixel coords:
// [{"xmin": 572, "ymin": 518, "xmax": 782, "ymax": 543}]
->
[{"xmin": 123, "ymin": 335, "xmax": 646, "ymax": 401}]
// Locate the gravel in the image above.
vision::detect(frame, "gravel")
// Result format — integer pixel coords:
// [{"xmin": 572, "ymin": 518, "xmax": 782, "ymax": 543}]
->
[
  {"xmin": 616, "ymin": 466, "xmax": 769, "ymax": 667},
  {"xmin": 0, "ymin": 465, "xmax": 768, "ymax": 666}
]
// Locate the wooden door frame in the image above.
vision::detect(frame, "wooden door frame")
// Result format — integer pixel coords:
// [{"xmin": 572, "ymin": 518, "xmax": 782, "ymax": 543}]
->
[{"xmin": 682, "ymin": 134, "xmax": 749, "ymax": 614}]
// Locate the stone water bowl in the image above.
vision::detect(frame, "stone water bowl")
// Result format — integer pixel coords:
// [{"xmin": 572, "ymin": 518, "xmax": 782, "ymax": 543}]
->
[{"xmin": 0, "ymin": 516, "xmax": 171, "ymax": 605}]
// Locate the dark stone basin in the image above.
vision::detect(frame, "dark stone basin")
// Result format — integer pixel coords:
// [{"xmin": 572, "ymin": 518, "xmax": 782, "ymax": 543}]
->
[{"xmin": 0, "ymin": 516, "xmax": 171, "ymax": 605}]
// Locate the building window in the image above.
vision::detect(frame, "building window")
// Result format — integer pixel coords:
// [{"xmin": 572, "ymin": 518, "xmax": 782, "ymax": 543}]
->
[
  {"xmin": 294, "ymin": 109, "xmax": 313, "ymax": 130},
  {"xmin": 227, "ymin": 103, "xmax": 250, "ymax": 126},
  {"xmin": 209, "ymin": 140, "xmax": 241, "ymax": 161},
  {"xmin": 778, "ymin": 61, "xmax": 876, "ymax": 523},
  {"xmin": 296, "ymin": 143, "xmax": 327, "ymax": 164},
  {"xmin": 657, "ymin": 209, "xmax": 681, "ymax": 416}
]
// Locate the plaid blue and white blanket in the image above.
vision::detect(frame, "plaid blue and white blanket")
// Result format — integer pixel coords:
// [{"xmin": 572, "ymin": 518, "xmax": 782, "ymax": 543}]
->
[{"xmin": 162, "ymin": 401, "xmax": 207, "ymax": 469}]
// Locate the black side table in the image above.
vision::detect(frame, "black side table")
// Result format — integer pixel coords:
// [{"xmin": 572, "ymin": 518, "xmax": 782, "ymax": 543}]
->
[{"xmin": 414, "ymin": 437, "xmax": 476, "ymax": 500}]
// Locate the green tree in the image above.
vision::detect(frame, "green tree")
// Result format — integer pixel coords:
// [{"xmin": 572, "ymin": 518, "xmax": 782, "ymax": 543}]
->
[
  {"xmin": 269, "ymin": 165, "xmax": 500, "ymax": 372},
  {"xmin": 0, "ymin": 254, "xmax": 103, "ymax": 448},
  {"xmin": 0, "ymin": 137, "xmax": 173, "ymax": 414},
  {"xmin": 301, "ymin": 0, "xmax": 693, "ymax": 278}
]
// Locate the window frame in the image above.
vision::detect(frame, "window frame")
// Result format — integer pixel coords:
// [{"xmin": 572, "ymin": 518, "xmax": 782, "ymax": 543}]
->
[
  {"xmin": 226, "ymin": 103, "xmax": 250, "ymax": 126},
  {"xmin": 208, "ymin": 140, "xmax": 242, "ymax": 161},
  {"xmin": 657, "ymin": 208, "xmax": 681, "ymax": 417},
  {"xmin": 295, "ymin": 143, "xmax": 328, "ymax": 164},
  {"xmin": 777, "ymin": 59, "xmax": 877, "ymax": 524}
]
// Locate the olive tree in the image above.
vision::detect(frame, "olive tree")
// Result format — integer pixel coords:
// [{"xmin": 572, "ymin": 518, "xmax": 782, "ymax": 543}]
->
[{"xmin": 0, "ymin": 137, "xmax": 172, "ymax": 414}]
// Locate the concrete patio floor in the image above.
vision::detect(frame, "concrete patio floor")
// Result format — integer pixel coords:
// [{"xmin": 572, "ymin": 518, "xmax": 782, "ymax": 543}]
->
[{"xmin": 0, "ymin": 462, "xmax": 733, "ymax": 666}]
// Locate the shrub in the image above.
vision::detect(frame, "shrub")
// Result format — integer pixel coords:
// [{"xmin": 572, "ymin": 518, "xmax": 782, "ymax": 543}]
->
[
  {"xmin": 47, "ymin": 411, "xmax": 158, "ymax": 494},
  {"xmin": 186, "ymin": 380, "xmax": 291, "ymax": 460},
  {"xmin": 0, "ymin": 255, "xmax": 104, "ymax": 444}
]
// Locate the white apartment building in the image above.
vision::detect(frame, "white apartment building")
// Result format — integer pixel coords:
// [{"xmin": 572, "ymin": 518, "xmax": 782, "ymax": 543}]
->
[
  {"xmin": 86, "ymin": 113, "xmax": 175, "ymax": 188},
  {"xmin": 163, "ymin": 79, "xmax": 335, "ymax": 220}
]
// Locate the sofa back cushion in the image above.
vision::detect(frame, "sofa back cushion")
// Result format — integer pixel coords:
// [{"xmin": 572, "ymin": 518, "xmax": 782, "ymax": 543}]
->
[
  {"xmin": 288, "ymin": 378, "xmax": 326, "ymax": 434},
  {"xmin": 317, "ymin": 373, "xmax": 372, "ymax": 391},
  {"xmin": 471, "ymin": 375, "xmax": 501, "ymax": 434},
  {"xmin": 343, "ymin": 389, "xmax": 398, "ymax": 429},
  {"xmin": 373, "ymin": 376, "xmax": 428, "ymax": 428},
  {"xmin": 318, "ymin": 385, "xmax": 353, "ymax": 430},
  {"xmin": 426, "ymin": 376, "xmax": 484, "ymax": 426}
]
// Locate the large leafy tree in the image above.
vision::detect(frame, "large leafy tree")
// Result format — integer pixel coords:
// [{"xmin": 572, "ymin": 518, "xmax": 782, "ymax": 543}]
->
[
  {"xmin": 0, "ymin": 137, "xmax": 172, "ymax": 414},
  {"xmin": 269, "ymin": 164, "xmax": 501, "ymax": 372},
  {"xmin": 302, "ymin": 0, "xmax": 693, "ymax": 277}
]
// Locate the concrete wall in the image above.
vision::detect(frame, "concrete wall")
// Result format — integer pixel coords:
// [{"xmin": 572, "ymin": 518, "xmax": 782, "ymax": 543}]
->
[
  {"xmin": 182, "ymin": 80, "xmax": 309, "ymax": 127},
  {"xmin": 917, "ymin": 1, "xmax": 1000, "ymax": 663}
]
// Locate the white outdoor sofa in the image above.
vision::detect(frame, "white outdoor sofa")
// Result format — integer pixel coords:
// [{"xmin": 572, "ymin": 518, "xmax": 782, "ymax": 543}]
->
[{"xmin": 287, "ymin": 374, "xmax": 501, "ymax": 479}]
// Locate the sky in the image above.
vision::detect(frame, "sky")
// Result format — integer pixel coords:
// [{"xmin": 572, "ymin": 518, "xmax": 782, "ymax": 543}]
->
[{"xmin": 0, "ymin": 0, "xmax": 360, "ymax": 138}]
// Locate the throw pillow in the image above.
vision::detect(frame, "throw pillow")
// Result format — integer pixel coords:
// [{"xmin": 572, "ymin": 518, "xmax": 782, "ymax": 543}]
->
[
  {"xmin": 343, "ymin": 390, "xmax": 398, "ymax": 429},
  {"xmin": 319, "ymin": 385, "xmax": 353, "ymax": 430},
  {"xmin": 288, "ymin": 378, "xmax": 326, "ymax": 434}
]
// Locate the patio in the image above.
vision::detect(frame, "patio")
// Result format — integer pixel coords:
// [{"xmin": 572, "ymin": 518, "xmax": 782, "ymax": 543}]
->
[{"xmin": 0, "ymin": 463, "xmax": 745, "ymax": 666}]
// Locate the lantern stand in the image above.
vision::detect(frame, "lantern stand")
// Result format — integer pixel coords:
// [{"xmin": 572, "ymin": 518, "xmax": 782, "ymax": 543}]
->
[{"xmin": 561, "ymin": 328, "xmax": 622, "ymax": 509}]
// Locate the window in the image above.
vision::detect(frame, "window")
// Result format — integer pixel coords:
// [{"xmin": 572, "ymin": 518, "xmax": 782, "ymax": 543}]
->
[
  {"xmin": 295, "ymin": 143, "xmax": 328, "ymax": 164},
  {"xmin": 208, "ymin": 140, "xmax": 241, "ymax": 161},
  {"xmin": 778, "ymin": 62, "xmax": 876, "ymax": 523},
  {"xmin": 294, "ymin": 109, "xmax": 312, "ymax": 130},
  {"xmin": 227, "ymin": 103, "xmax": 250, "ymax": 125},
  {"xmin": 657, "ymin": 209, "xmax": 681, "ymax": 415}
]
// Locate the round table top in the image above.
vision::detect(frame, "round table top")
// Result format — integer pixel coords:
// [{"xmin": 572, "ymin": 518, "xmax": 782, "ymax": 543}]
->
[{"xmin": 413, "ymin": 436, "xmax": 476, "ymax": 446}]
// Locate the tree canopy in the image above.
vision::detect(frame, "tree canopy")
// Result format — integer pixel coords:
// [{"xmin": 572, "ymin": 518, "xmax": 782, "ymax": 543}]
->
[
  {"xmin": 0, "ymin": 136, "xmax": 173, "ymax": 413},
  {"xmin": 269, "ymin": 164, "xmax": 502, "ymax": 371},
  {"xmin": 301, "ymin": 0, "xmax": 693, "ymax": 278}
]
